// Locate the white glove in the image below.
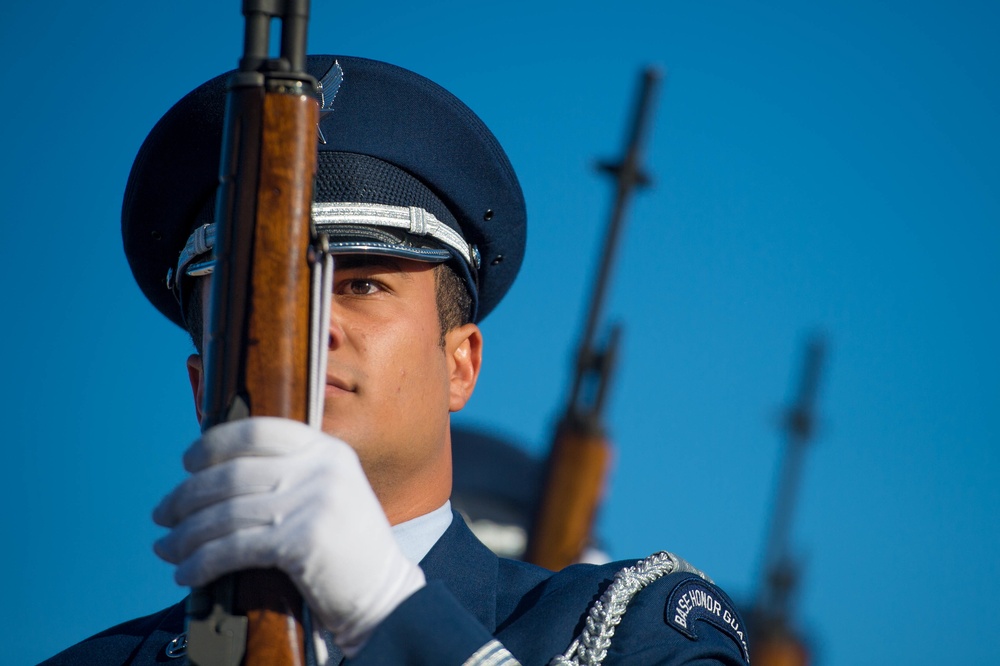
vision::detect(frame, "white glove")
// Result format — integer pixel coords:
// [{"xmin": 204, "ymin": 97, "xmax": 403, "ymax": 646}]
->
[{"xmin": 153, "ymin": 417, "xmax": 426, "ymax": 655}]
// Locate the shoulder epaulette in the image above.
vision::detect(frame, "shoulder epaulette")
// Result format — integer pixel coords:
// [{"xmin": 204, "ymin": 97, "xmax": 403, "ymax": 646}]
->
[{"xmin": 550, "ymin": 552, "xmax": 709, "ymax": 666}]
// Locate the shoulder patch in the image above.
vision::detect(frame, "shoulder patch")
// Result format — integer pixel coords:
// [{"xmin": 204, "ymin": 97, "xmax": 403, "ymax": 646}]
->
[{"xmin": 665, "ymin": 578, "xmax": 750, "ymax": 663}]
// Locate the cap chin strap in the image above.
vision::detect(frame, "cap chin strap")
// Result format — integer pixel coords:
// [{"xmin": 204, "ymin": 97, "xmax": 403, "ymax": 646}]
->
[{"xmin": 170, "ymin": 202, "xmax": 475, "ymax": 289}]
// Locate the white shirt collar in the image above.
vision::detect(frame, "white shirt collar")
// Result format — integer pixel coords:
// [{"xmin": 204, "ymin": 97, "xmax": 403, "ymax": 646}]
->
[{"xmin": 391, "ymin": 500, "xmax": 453, "ymax": 564}]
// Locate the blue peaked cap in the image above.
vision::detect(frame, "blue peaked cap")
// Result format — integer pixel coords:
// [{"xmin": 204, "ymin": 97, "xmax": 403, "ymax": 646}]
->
[{"xmin": 123, "ymin": 55, "xmax": 527, "ymax": 327}]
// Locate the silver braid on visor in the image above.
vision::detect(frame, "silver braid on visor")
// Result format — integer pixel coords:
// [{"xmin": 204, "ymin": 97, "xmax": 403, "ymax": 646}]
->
[
  {"xmin": 313, "ymin": 202, "xmax": 476, "ymax": 267},
  {"xmin": 167, "ymin": 202, "xmax": 478, "ymax": 291}
]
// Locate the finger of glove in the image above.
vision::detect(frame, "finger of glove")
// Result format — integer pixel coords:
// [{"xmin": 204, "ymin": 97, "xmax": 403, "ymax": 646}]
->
[
  {"xmin": 172, "ymin": 525, "xmax": 282, "ymax": 587},
  {"xmin": 155, "ymin": 491, "xmax": 280, "ymax": 566},
  {"xmin": 184, "ymin": 417, "xmax": 325, "ymax": 473},
  {"xmin": 153, "ymin": 456, "xmax": 286, "ymax": 528}
]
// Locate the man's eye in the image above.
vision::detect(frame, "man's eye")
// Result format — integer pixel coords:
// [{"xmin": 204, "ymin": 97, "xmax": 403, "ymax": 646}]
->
[{"xmin": 344, "ymin": 279, "xmax": 380, "ymax": 295}]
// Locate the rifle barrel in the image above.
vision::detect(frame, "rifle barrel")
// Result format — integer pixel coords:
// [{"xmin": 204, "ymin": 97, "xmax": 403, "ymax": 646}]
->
[
  {"xmin": 758, "ymin": 335, "xmax": 826, "ymax": 619},
  {"xmin": 569, "ymin": 67, "xmax": 662, "ymax": 417},
  {"xmin": 527, "ymin": 66, "xmax": 663, "ymax": 571}
]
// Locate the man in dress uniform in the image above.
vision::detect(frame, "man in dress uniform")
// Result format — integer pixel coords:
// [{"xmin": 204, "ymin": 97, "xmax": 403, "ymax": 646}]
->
[{"xmin": 42, "ymin": 56, "xmax": 750, "ymax": 665}]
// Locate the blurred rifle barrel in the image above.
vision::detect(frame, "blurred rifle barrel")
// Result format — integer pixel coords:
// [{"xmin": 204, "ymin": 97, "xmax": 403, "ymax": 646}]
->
[
  {"xmin": 526, "ymin": 67, "xmax": 662, "ymax": 571},
  {"xmin": 749, "ymin": 335, "xmax": 827, "ymax": 666},
  {"xmin": 568, "ymin": 66, "xmax": 661, "ymax": 417}
]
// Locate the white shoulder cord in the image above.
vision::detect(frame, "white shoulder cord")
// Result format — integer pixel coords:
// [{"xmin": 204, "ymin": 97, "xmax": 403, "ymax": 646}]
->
[{"xmin": 549, "ymin": 552, "xmax": 709, "ymax": 666}]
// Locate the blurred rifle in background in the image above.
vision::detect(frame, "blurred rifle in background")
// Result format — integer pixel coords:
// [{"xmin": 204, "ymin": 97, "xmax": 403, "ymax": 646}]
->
[
  {"xmin": 747, "ymin": 335, "xmax": 827, "ymax": 666},
  {"xmin": 525, "ymin": 67, "xmax": 662, "ymax": 570}
]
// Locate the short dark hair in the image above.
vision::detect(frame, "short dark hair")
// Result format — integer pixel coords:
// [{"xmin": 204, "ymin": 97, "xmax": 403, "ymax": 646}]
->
[
  {"xmin": 434, "ymin": 262, "xmax": 473, "ymax": 345},
  {"xmin": 184, "ymin": 262, "xmax": 472, "ymax": 355}
]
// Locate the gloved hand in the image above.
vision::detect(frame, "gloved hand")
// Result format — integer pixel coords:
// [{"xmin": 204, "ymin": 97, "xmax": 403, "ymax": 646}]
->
[{"xmin": 153, "ymin": 417, "xmax": 426, "ymax": 655}]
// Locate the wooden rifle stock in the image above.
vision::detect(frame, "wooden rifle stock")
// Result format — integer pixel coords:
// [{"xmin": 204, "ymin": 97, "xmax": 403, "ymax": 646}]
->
[
  {"xmin": 187, "ymin": 2, "xmax": 318, "ymax": 664},
  {"xmin": 526, "ymin": 416, "xmax": 613, "ymax": 570},
  {"xmin": 525, "ymin": 68, "xmax": 661, "ymax": 571}
]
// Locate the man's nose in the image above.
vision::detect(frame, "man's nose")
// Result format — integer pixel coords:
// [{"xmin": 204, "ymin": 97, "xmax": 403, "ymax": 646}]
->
[{"xmin": 327, "ymin": 303, "xmax": 346, "ymax": 349}]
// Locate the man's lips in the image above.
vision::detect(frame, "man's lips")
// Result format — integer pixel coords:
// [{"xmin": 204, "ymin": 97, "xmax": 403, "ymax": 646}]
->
[{"xmin": 325, "ymin": 375, "xmax": 355, "ymax": 394}]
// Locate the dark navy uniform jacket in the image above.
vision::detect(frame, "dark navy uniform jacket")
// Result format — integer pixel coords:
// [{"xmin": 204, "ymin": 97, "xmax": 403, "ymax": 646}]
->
[{"xmin": 41, "ymin": 513, "xmax": 749, "ymax": 665}]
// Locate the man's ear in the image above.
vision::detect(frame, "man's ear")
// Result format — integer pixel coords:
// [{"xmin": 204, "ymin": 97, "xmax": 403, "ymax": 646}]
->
[
  {"xmin": 445, "ymin": 323, "xmax": 483, "ymax": 412},
  {"xmin": 186, "ymin": 354, "xmax": 205, "ymax": 425}
]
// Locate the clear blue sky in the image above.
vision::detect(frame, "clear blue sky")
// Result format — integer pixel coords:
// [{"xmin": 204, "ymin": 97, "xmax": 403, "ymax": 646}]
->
[{"xmin": 2, "ymin": 1, "xmax": 997, "ymax": 664}]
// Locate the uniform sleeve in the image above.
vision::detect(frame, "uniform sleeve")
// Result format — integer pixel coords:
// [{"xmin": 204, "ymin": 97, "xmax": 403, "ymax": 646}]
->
[{"xmin": 347, "ymin": 581, "xmax": 520, "ymax": 666}]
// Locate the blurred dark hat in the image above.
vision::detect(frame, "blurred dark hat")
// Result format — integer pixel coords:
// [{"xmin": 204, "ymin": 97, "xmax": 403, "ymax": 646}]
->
[{"xmin": 123, "ymin": 55, "xmax": 526, "ymax": 327}]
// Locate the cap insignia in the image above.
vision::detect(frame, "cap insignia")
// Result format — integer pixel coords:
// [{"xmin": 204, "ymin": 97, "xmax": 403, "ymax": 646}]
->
[{"xmin": 316, "ymin": 60, "xmax": 344, "ymax": 144}]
